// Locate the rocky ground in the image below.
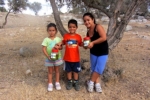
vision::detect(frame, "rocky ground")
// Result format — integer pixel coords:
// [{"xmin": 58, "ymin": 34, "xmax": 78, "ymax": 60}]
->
[{"xmin": 0, "ymin": 12, "xmax": 150, "ymax": 100}]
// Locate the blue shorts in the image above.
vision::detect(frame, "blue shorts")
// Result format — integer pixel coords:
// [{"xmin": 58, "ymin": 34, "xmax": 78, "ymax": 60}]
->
[
  {"xmin": 64, "ymin": 61, "xmax": 81, "ymax": 72},
  {"xmin": 90, "ymin": 54, "xmax": 108, "ymax": 75}
]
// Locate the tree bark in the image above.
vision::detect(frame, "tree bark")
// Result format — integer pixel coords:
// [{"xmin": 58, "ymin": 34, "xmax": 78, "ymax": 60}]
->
[
  {"xmin": 108, "ymin": 0, "xmax": 144, "ymax": 50},
  {"xmin": 107, "ymin": 17, "xmax": 127, "ymax": 50},
  {"xmin": 82, "ymin": 0, "xmax": 111, "ymax": 18},
  {"xmin": 49, "ymin": 0, "xmax": 145, "ymax": 50},
  {"xmin": 1, "ymin": 9, "xmax": 11, "ymax": 28},
  {"xmin": 49, "ymin": 0, "xmax": 67, "ymax": 36}
]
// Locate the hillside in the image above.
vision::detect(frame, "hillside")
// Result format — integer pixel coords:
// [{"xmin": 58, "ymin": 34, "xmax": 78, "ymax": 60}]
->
[{"xmin": 0, "ymin": 12, "xmax": 150, "ymax": 100}]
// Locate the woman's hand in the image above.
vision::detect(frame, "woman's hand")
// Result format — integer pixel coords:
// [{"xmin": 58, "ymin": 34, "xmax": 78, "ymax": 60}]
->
[
  {"xmin": 54, "ymin": 42, "xmax": 63, "ymax": 50},
  {"xmin": 88, "ymin": 42, "xmax": 94, "ymax": 49}
]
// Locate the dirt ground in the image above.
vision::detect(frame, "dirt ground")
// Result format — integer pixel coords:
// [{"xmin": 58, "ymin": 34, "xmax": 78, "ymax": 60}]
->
[{"xmin": 0, "ymin": 12, "xmax": 150, "ymax": 100}]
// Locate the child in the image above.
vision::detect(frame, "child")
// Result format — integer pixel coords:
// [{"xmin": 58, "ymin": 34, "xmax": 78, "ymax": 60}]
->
[
  {"xmin": 41, "ymin": 23, "xmax": 63, "ymax": 91},
  {"xmin": 63, "ymin": 19, "xmax": 82, "ymax": 91},
  {"xmin": 83, "ymin": 12, "xmax": 109, "ymax": 93}
]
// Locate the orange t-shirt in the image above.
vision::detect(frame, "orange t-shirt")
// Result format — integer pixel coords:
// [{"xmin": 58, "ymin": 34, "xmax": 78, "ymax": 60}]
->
[{"xmin": 63, "ymin": 33, "xmax": 82, "ymax": 62}]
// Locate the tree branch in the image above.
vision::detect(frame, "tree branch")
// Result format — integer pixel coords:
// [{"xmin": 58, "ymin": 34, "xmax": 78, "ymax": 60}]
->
[
  {"xmin": 108, "ymin": 0, "xmax": 146, "ymax": 50},
  {"xmin": 82, "ymin": 0, "xmax": 111, "ymax": 18},
  {"xmin": 123, "ymin": 0, "xmax": 144, "ymax": 24},
  {"xmin": 107, "ymin": 0, "xmax": 123, "ymax": 39}
]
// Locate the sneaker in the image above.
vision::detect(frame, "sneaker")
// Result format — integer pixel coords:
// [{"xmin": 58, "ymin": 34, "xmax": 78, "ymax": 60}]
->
[
  {"xmin": 55, "ymin": 82, "xmax": 61, "ymax": 90},
  {"xmin": 95, "ymin": 83, "xmax": 102, "ymax": 93},
  {"xmin": 66, "ymin": 80, "xmax": 73, "ymax": 90},
  {"xmin": 73, "ymin": 81, "xmax": 80, "ymax": 91},
  {"xmin": 48, "ymin": 83, "xmax": 53, "ymax": 91},
  {"xmin": 87, "ymin": 81, "xmax": 94, "ymax": 92}
]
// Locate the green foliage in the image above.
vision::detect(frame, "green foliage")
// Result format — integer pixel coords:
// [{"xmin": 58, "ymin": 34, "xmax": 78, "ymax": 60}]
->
[
  {"xmin": 53, "ymin": 0, "xmax": 149, "ymax": 16},
  {"xmin": 0, "ymin": 7, "xmax": 7, "ymax": 12},
  {"xmin": 28, "ymin": 2, "xmax": 42, "ymax": 15},
  {"xmin": 69, "ymin": 7, "xmax": 82, "ymax": 14},
  {"xmin": 7, "ymin": 0, "xmax": 28, "ymax": 12},
  {"xmin": 138, "ymin": 2, "xmax": 149, "ymax": 14}
]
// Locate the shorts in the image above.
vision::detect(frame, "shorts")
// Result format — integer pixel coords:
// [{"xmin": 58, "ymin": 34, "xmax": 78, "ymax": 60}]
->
[
  {"xmin": 63, "ymin": 61, "xmax": 81, "ymax": 72},
  {"xmin": 45, "ymin": 58, "xmax": 63, "ymax": 67},
  {"xmin": 90, "ymin": 54, "xmax": 108, "ymax": 75}
]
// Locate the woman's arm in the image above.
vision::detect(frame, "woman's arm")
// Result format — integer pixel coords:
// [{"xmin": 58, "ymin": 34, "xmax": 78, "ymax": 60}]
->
[
  {"xmin": 88, "ymin": 24, "xmax": 106, "ymax": 48},
  {"xmin": 92, "ymin": 24, "xmax": 106, "ymax": 44}
]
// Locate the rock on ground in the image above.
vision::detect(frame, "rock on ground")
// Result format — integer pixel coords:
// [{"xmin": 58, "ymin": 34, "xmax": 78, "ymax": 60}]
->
[{"xmin": 19, "ymin": 47, "xmax": 34, "ymax": 57}]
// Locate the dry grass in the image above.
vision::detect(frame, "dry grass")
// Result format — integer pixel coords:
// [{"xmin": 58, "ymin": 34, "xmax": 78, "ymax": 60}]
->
[{"xmin": 0, "ymin": 12, "xmax": 150, "ymax": 100}]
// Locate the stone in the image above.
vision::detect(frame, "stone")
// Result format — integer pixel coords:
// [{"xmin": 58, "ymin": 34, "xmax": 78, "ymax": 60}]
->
[
  {"xmin": 25, "ymin": 69, "xmax": 32, "ymax": 76},
  {"xmin": 76, "ymin": 19, "xmax": 83, "ymax": 25},
  {"xmin": 137, "ymin": 19, "xmax": 143, "ymax": 22},
  {"xmin": 102, "ymin": 66, "xmax": 125, "ymax": 83},
  {"xmin": 19, "ymin": 47, "xmax": 34, "ymax": 57},
  {"xmin": 82, "ymin": 62, "xmax": 90, "ymax": 70},
  {"xmin": 101, "ymin": 16, "xmax": 109, "ymax": 22},
  {"xmin": 102, "ymin": 67, "xmax": 118, "ymax": 83},
  {"xmin": 138, "ymin": 16, "xmax": 145, "ymax": 20},
  {"xmin": 125, "ymin": 25, "xmax": 132, "ymax": 31},
  {"xmin": 145, "ymin": 24, "xmax": 150, "ymax": 28},
  {"xmin": 129, "ymin": 20, "xmax": 136, "ymax": 23},
  {"xmin": 142, "ymin": 19, "xmax": 147, "ymax": 22}
]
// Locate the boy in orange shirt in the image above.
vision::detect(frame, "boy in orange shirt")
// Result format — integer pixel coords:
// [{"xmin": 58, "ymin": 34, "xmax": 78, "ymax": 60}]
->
[{"xmin": 63, "ymin": 19, "xmax": 82, "ymax": 91}]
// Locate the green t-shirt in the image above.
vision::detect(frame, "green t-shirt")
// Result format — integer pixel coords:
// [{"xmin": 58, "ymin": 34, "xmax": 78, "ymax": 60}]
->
[{"xmin": 41, "ymin": 37, "xmax": 62, "ymax": 59}]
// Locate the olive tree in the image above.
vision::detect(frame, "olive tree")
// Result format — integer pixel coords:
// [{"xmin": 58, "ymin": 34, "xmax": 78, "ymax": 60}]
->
[
  {"xmin": 49, "ymin": 0, "xmax": 147, "ymax": 50},
  {"xmin": 1, "ymin": 0, "xmax": 28, "ymax": 28},
  {"xmin": 0, "ymin": 0, "xmax": 6, "ymax": 12},
  {"xmin": 28, "ymin": 2, "xmax": 42, "ymax": 15}
]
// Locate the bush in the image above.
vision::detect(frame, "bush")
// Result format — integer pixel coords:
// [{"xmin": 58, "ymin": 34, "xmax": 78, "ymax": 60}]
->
[{"xmin": 0, "ymin": 7, "xmax": 7, "ymax": 12}]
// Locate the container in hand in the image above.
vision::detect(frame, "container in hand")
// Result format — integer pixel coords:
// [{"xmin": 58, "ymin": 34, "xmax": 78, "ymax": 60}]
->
[
  {"xmin": 83, "ymin": 37, "xmax": 90, "ymax": 47},
  {"xmin": 50, "ymin": 48, "xmax": 59, "ymax": 60}
]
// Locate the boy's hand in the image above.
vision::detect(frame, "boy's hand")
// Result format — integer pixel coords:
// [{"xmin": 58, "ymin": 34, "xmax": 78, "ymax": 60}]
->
[{"xmin": 80, "ymin": 42, "xmax": 83, "ymax": 47}]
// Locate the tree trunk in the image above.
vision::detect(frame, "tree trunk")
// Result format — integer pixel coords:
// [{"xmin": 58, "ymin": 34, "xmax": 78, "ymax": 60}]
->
[
  {"xmin": 1, "ymin": 9, "xmax": 11, "ymax": 28},
  {"xmin": 107, "ymin": 0, "xmax": 144, "ymax": 50},
  {"xmin": 49, "ymin": 0, "xmax": 145, "ymax": 50},
  {"xmin": 49, "ymin": 0, "xmax": 67, "ymax": 36},
  {"xmin": 107, "ymin": 17, "xmax": 127, "ymax": 50}
]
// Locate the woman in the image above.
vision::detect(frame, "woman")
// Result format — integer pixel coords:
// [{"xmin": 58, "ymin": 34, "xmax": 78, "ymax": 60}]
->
[{"xmin": 83, "ymin": 12, "xmax": 109, "ymax": 93}]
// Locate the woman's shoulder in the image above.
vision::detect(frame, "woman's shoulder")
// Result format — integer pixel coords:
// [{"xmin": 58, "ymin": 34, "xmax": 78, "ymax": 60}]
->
[
  {"xmin": 96, "ymin": 24, "xmax": 104, "ymax": 30},
  {"xmin": 94, "ymin": 24, "xmax": 105, "ymax": 33}
]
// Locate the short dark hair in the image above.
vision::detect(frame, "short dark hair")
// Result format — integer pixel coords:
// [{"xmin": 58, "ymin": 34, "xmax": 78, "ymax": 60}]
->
[
  {"xmin": 47, "ymin": 23, "xmax": 57, "ymax": 32},
  {"xmin": 83, "ymin": 12, "xmax": 96, "ymax": 24},
  {"xmin": 68, "ymin": 19, "xmax": 78, "ymax": 27}
]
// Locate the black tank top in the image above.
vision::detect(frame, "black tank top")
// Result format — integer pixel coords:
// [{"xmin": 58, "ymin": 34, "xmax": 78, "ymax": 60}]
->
[{"xmin": 87, "ymin": 24, "xmax": 109, "ymax": 56}]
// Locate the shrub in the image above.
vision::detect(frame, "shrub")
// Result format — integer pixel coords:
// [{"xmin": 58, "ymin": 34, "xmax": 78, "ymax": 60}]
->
[{"xmin": 0, "ymin": 7, "xmax": 7, "ymax": 12}]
